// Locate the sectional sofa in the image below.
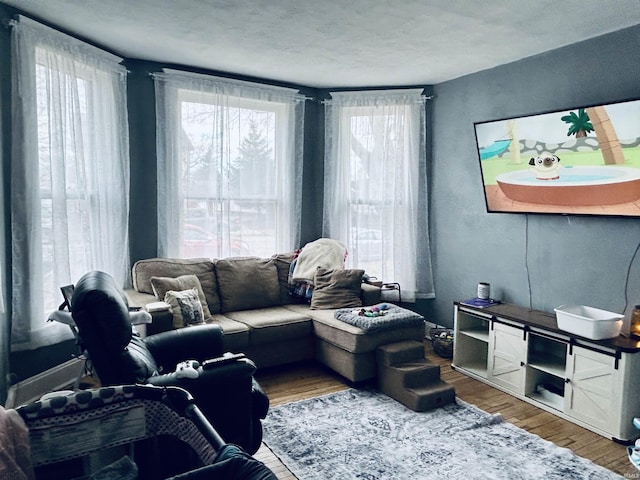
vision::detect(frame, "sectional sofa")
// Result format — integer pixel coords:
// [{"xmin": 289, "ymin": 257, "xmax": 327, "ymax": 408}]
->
[{"xmin": 124, "ymin": 253, "xmax": 425, "ymax": 383}]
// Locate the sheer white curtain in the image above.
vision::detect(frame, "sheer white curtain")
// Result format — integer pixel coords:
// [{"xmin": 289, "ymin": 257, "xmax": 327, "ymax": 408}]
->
[
  {"xmin": 153, "ymin": 70, "xmax": 305, "ymax": 258},
  {"xmin": 10, "ymin": 16, "xmax": 130, "ymax": 351},
  {"xmin": 323, "ymin": 89, "xmax": 434, "ymax": 302},
  {"xmin": 0, "ymin": 107, "xmax": 7, "ymax": 403}
]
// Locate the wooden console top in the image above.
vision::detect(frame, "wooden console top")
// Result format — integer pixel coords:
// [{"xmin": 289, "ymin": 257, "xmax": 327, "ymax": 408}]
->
[{"xmin": 455, "ymin": 301, "xmax": 640, "ymax": 353}]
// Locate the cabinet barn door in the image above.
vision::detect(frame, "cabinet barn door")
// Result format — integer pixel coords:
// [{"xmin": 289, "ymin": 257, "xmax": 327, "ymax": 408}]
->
[
  {"xmin": 488, "ymin": 322, "xmax": 526, "ymax": 394},
  {"xmin": 565, "ymin": 345, "xmax": 618, "ymax": 433}
]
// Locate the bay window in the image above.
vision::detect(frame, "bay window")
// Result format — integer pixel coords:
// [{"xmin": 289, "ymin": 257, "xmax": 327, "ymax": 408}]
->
[
  {"xmin": 323, "ymin": 90, "xmax": 434, "ymax": 302},
  {"xmin": 153, "ymin": 70, "xmax": 305, "ymax": 258},
  {"xmin": 10, "ymin": 16, "xmax": 130, "ymax": 350}
]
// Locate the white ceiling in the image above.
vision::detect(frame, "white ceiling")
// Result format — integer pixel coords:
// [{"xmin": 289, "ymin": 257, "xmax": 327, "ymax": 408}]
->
[{"xmin": 2, "ymin": 0, "xmax": 640, "ymax": 88}]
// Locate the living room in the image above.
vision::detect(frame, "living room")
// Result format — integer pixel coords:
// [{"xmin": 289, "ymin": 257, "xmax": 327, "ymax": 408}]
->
[{"xmin": 0, "ymin": 1, "xmax": 640, "ymax": 478}]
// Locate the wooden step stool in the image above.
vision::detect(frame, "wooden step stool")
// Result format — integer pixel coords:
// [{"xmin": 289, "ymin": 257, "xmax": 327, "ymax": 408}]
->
[{"xmin": 376, "ymin": 340, "xmax": 455, "ymax": 411}]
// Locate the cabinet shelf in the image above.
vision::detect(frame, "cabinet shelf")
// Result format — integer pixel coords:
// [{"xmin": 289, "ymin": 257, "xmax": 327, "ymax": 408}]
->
[
  {"xmin": 527, "ymin": 357, "xmax": 565, "ymax": 378},
  {"xmin": 456, "ymin": 362, "xmax": 488, "ymax": 378},
  {"xmin": 459, "ymin": 328, "xmax": 489, "ymax": 343},
  {"xmin": 527, "ymin": 391, "xmax": 564, "ymax": 411}
]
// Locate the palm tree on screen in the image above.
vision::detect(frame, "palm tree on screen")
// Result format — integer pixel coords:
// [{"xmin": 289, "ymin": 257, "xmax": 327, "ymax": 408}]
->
[{"xmin": 561, "ymin": 108, "xmax": 594, "ymax": 138}]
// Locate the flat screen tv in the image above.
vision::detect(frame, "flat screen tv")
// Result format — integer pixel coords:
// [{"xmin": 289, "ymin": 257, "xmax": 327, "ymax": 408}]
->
[{"xmin": 474, "ymin": 98, "xmax": 640, "ymax": 217}]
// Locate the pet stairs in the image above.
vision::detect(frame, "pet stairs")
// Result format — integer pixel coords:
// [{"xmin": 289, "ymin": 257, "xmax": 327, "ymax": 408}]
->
[{"xmin": 376, "ymin": 340, "xmax": 455, "ymax": 412}]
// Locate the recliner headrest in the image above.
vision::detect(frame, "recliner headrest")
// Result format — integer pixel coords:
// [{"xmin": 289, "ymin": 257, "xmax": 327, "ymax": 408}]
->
[{"xmin": 72, "ymin": 271, "xmax": 132, "ymax": 353}]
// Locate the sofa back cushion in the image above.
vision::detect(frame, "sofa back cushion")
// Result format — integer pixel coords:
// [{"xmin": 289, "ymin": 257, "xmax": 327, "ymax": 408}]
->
[
  {"xmin": 132, "ymin": 258, "xmax": 221, "ymax": 314},
  {"xmin": 271, "ymin": 252, "xmax": 307, "ymax": 305},
  {"xmin": 215, "ymin": 257, "xmax": 280, "ymax": 312}
]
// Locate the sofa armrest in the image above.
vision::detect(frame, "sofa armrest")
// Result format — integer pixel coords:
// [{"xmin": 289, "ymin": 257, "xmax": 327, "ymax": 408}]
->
[
  {"xmin": 361, "ymin": 283, "xmax": 381, "ymax": 306},
  {"xmin": 144, "ymin": 324, "xmax": 225, "ymax": 370},
  {"xmin": 124, "ymin": 288, "xmax": 156, "ymax": 308},
  {"xmin": 124, "ymin": 288, "xmax": 176, "ymax": 334}
]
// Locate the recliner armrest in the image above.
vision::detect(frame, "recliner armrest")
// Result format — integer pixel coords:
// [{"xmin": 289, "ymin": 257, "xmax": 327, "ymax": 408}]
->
[
  {"xmin": 147, "ymin": 357, "xmax": 257, "ymax": 387},
  {"xmin": 144, "ymin": 324, "xmax": 225, "ymax": 370}
]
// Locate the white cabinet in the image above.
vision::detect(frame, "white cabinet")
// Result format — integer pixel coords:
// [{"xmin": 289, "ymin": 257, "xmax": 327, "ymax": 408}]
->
[
  {"xmin": 453, "ymin": 307, "xmax": 490, "ymax": 378},
  {"xmin": 565, "ymin": 345, "xmax": 620, "ymax": 434},
  {"xmin": 488, "ymin": 322, "xmax": 526, "ymax": 394},
  {"xmin": 452, "ymin": 302, "xmax": 640, "ymax": 441}
]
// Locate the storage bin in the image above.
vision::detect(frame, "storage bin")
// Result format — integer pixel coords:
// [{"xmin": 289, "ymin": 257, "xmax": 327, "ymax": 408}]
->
[
  {"xmin": 429, "ymin": 327, "xmax": 454, "ymax": 358},
  {"xmin": 554, "ymin": 305, "xmax": 623, "ymax": 340}
]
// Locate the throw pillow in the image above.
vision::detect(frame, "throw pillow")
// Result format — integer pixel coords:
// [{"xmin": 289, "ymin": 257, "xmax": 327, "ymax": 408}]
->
[
  {"xmin": 163, "ymin": 288, "xmax": 206, "ymax": 328},
  {"xmin": 150, "ymin": 274, "xmax": 212, "ymax": 321},
  {"xmin": 310, "ymin": 267, "xmax": 365, "ymax": 310}
]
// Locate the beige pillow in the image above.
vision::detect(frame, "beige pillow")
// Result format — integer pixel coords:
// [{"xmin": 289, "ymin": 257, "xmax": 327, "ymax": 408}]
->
[
  {"xmin": 215, "ymin": 257, "xmax": 280, "ymax": 312},
  {"xmin": 310, "ymin": 268, "xmax": 365, "ymax": 310},
  {"xmin": 150, "ymin": 274, "xmax": 212, "ymax": 321},
  {"xmin": 164, "ymin": 288, "xmax": 205, "ymax": 328}
]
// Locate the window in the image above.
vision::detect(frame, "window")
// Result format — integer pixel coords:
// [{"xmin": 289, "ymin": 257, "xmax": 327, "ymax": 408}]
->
[
  {"xmin": 154, "ymin": 71, "xmax": 305, "ymax": 258},
  {"xmin": 323, "ymin": 90, "xmax": 434, "ymax": 302},
  {"xmin": 10, "ymin": 17, "xmax": 130, "ymax": 350}
]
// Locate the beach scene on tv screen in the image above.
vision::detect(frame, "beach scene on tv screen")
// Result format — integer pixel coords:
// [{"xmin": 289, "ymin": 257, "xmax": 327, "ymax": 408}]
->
[{"xmin": 475, "ymin": 99, "xmax": 640, "ymax": 216}]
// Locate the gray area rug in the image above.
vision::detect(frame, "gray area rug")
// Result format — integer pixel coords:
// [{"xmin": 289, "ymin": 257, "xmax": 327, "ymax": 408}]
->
[{"xmin": 263, "ymin": 388, "xmax": 622, "ymax": 480}]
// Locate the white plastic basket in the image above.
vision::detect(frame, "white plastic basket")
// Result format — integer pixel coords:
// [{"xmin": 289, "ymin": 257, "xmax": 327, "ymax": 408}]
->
[{"xmin": 554, "ymin": 305, "xmax": 623, "ymax": 340}]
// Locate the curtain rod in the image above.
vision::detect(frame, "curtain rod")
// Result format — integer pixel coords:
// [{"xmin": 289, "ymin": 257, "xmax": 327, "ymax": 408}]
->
[
  {"xmin": 321, "ymin": 94, "xmax": 434, "ymax": 105},
  {"xmin": 149, "ymin": 71, "xmax": 316, "ymax": 101}
]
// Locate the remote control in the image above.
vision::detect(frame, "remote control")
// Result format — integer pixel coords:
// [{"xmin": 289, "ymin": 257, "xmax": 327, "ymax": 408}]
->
[{"xmin": 203, "ymin": 352, "xmax": 246, "ymax": 369}]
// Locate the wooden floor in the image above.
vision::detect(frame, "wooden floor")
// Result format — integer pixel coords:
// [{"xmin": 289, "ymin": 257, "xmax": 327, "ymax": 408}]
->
[{"xmin": 253, "ymin": 341, "xmax": 637, "ymax": 479}]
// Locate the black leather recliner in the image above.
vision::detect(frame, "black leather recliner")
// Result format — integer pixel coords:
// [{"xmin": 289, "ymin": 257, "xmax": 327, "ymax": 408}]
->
[{"xmin": 70, "ymin": 270, "xmax": 269, "ymax": 455}]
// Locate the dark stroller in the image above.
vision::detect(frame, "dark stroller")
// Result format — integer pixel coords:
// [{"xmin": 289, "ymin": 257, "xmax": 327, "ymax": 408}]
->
[{"xmin": 15, "ymin": 384, "xmax": 276, "ymax": 480}]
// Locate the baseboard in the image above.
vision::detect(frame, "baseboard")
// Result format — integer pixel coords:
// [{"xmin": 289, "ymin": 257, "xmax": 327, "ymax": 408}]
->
[{"xmin": 5, "ymin": 357, "xmax": 85, "ymax": 408}]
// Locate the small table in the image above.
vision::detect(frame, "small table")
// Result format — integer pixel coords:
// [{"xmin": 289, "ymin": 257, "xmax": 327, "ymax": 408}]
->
[{"xmin": 381, "ymin": 282, "xmax": 401, "ymax": 302}]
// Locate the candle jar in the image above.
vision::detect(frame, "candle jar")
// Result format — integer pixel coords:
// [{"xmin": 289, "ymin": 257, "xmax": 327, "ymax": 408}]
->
[{"xmin": 631, "ymin": 305, "xmax": 640, "ymax": 338}]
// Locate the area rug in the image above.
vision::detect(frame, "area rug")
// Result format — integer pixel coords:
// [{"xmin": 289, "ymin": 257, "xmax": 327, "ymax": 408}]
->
[{"xmin": 262, "ymin": 388, "xmax": 622, "ymax": 480}]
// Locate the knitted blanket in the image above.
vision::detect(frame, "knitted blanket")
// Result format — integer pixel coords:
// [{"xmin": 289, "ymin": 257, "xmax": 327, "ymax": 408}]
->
[
  {"xmin": 291, "ymin": 238, "xmax": 347, "ymax": 285},
  {"xmin": 334, "ymin": 304, "xmax": 424, "ymax": 332}
]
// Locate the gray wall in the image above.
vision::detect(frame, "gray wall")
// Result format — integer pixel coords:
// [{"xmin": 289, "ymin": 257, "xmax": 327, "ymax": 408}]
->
[{"xmin": 428, "ymin": 25, "xmax": 640, "ymax": 327}]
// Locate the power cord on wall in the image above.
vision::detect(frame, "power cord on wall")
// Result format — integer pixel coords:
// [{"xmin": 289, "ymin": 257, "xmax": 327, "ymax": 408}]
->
[
  {"xmin": 524, "ymin": 214, "xmax": 532, "ymax": 309},
  {"xmin": 622, "ymin": 239, "xmax": 640, "ymax": 315}
]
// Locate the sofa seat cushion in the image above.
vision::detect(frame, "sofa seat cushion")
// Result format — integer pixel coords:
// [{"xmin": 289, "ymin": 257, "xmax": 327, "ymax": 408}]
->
[
  {"xmin": 284, "ymin": 304, "xmax": 424, "ymax": 354},
  {"xmin": 225, "ymin": 307, "xmax": 312, "ymax": 344},
  {"xmin": 207, "ymin": 314, "xmax": 250, "ymax": 353},
  {"xmin": 215, "ymin": 257, "xmax": 280, "ymax": 312},
  {"xmin": 132, "ymin": 258, "xmax": 221, "ymax": 314}
]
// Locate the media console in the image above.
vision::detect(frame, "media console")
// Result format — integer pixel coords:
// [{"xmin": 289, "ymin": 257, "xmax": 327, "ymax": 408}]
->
[{"xmin": 452, "ymin": 301, "xmax": 640, "ymax": 442}]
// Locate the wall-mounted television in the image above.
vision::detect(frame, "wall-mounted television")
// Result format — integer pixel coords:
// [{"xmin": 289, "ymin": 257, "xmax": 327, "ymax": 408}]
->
[{"xmin": 474, "ymin": 98, "xmax": 640, "ymax": 217}]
